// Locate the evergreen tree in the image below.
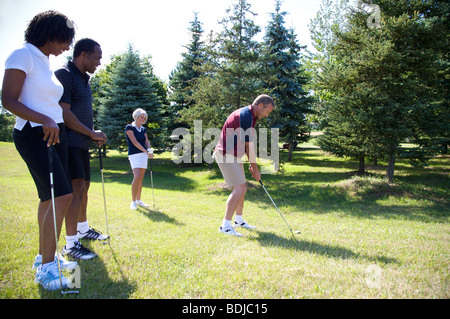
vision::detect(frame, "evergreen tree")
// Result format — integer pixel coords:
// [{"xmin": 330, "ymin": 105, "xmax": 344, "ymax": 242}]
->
[
  {"xmin": 216, "ymin": 0, "xmax": 262, "ymax": 109},
  {"xmin": 178, "ymin": 30, "xmax": 228, "ymax": 130},
  {"xmin": 169, "ymin": 13, "xmax": 204, "ymax": 107},
  {"xmin": 262, "ymin": 0, "xmax": 313, "ymax": 161},
  {"xmin": 317, "ymin": 0, "xmax": 449, "ymax": 182},
  {"xmin": 98, "ymin": 44, "xmax": 163, "ymax": 152},
  {"xmin": 307, "ymin": 0, "xmax": 350, "ymax": 128},
  {"xmin": 179, "ymin": 0, "xmax": 264, "ymax": 129},
  {"xmin": 168, "ymin": 12, "xmax": 206, "ymax": 123}
]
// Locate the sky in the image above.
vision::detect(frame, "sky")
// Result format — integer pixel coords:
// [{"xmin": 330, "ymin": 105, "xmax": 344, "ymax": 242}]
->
[{"xmin": 0, "ymin": 0, "xmax": 323, "ymax": 82}]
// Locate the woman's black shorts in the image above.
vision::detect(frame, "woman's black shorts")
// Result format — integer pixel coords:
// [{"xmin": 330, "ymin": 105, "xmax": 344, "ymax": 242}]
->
[{"xmin": 13, "ymin": 122, "xmax": 73, "ymax": 202}]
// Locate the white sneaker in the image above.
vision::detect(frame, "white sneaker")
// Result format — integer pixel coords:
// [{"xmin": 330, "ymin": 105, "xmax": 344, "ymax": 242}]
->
[
  {"xmin": 234, "ymin": 220, "xmax": 256, "ymax": 230},
  {"xmin": 136, "ymin": 200, "xmax": 150, "ymax": 208},
  {"xmin": 219, "ymin": 225, "xmax": 243, "ymax": 237},
  {"xmin": 55, "ymin": 253, "xmax": 78, "ymax": 270},
  {"xmin": 32, "ymin": 253, "xmax": 78, "ymax": 271},
  {"xmin": 32, "ymin": 254, "xmax": 42, "ymax": 270},
  {"xmin": 130, "ymin": 201, "xmax": 137, "ymax": 210},
  {"xmin": 35, "ymin": 261, "xmax": 68, "ymax": 291}
]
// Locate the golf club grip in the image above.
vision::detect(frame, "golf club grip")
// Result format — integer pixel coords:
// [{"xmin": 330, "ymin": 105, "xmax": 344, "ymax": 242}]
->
[{"xmin": 98, "ymin": 146, "xmax": 103, "ymax": 170}]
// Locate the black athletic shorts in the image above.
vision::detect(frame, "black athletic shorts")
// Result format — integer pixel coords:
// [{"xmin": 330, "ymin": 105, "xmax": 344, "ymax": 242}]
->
[
  {"xmin": 68, "ymin": 146, "xmax": 91, "ymax": 181},
  {"xmin": 13, "ymin": 122, "xmax": 73, "ymax": 202}
]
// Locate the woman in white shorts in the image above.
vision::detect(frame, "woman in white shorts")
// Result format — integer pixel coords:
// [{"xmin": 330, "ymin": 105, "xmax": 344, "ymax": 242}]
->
[{"xmin": 125, "ymin": 108, "xmax": 154, "ymax": 209}]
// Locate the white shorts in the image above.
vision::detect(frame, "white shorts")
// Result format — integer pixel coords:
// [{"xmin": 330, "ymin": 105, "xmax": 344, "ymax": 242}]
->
[{"xmin": 128, "ymin": 152, "xmax": 148, "ymax": 169}]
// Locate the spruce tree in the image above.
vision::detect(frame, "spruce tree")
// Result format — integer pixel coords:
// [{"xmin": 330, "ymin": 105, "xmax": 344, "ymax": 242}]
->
[
  {"xmin": 262, "ymin": 0, "xmax": 313, "ymax": 161},
  {"xmin": 98, "ymin": 44, "xmax": 163, "ymax": 152},
  {"xmin": 317, "ymin": 0, "xmax": 449, "ymax": 182},
  {"xmin": 169, "ymin": 12, "xmax": 205, "ymax": 119},
  {"xmin": 216, "ymin": 0, "xmax": 262, "ymax": 109}
]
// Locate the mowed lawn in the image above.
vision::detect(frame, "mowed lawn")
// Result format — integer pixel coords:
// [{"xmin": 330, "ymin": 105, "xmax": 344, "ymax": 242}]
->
[{"xmin": 0, "ymin": 141, "xmax": 448, "ymax": 299}]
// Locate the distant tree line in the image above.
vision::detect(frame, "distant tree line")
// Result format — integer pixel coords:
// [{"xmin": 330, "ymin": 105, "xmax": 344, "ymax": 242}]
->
[
  {"xmin": 1, "ymin": 0, "xmax": 448, "ymax": 184},
  {"xmin": 309, "ymin": 0, "xmax": 449, "ymax": 182}
]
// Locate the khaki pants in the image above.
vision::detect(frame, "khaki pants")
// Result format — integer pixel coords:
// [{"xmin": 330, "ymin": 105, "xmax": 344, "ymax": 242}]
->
[{"xmin": 213, "ymin": 150, "xmax": 246, "ymax": 187}]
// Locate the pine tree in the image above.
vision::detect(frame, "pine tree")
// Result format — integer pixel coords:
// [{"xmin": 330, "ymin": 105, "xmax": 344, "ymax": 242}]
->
[
  {"xmin": 262, "ymin": 0, "xmax": 313, "ymax": 161},
  {"xmin": 307, "ymin": 0, "xmax": 350, "ymax": 128},
  {"xmin": 169, "ymin": 12, "xmax": 205, "ymax": 118},
  {"xmin": 317, "ymin": 0, "xmax": 449, "ymax": 182},
  {"xmin": 216, "ymin": 0, "xmax": 262, "ymax": 109},
  {"xmin": 178, "ymin": 0, "xmax": 264, "ymax": 129},
  {"xmin": 98, "ymin": 44, "xmax": 163, "ymax": 152}
]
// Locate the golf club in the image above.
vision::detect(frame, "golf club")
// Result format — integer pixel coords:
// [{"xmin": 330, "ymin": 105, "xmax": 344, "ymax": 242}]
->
[
  {"xmin": 259, "ymin": 180, "xmax": 299, "ymax": 239},
  {"xmin": 47, "ymin": 146, "xmax": 79, "ymax": 294},
  {"xmin": 148, "ymin": 148, "xmax": 155, "ymax": 209},
  {"xmin": 99, "ymin": 145, "xmax": 110, "ymax": 244}
]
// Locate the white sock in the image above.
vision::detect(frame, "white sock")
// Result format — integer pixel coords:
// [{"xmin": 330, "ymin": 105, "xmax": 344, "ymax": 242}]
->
[
  {"xmin": 65, "ymin": 235, "xmax": 78, "ymax": 249},
  {"xmin": 77, "ymin": 221, "xmax": 89, "ymax": 234},
  {"xmin": 235, "ymin": 215, "xmax": 243, "ymax": 224},
  {"xmin": 222, "ymin": 219, "xmax": 232, "ymax": 228}
]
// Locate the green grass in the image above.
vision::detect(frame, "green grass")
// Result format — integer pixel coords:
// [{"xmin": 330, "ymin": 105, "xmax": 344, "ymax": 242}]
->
[{"xmin": 0, "ymin": 141, "xmax": 448, "ymax": 299}]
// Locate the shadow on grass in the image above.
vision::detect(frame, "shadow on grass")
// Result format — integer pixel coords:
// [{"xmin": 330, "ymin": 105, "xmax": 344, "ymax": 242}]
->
[
  {"xmin": 90, "ymin": 157, "xmax": 199, "ymax": 192},
  {"xmin": 136, "ymin": 207, "xmax": 184, "ymax": 226},
  {"xmin": 251, "ymin": 230, "xmax": 399, "ymax": 265},
  {"xmin": 91, "ymin": 150, "xmax": 449, "ymax": 224},
  {"xmin": 39, "ymin": 242, "xmax": 136, "ymax": 299}
]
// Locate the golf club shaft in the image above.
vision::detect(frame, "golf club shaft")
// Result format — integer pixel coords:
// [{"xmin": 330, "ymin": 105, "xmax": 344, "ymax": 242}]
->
[
  {"xmin": 259, "ymin": 180, "xmax": 295, "ymax": 239},
  {"xmin": 99, "ymin": 146, "xmax": 110, "ymax": 241},
  {"xmin": 47, "ymin": 146, "xmax": 64, "ymax": 290},
  {"xmin": 150, "ymin": 158, "xmax": 155, "ymax": 209}
]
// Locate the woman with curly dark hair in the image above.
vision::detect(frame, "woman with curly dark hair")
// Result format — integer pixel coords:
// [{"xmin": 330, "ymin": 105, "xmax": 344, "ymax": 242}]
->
[{"xmin": 1, "ymin": 10, "xmax": 76, "ymax": 291}]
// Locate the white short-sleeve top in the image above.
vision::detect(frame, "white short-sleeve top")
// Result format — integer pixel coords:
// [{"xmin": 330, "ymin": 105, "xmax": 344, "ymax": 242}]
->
[{"xmin": 4, "ymin": 43, "xmax": 64, "ymax": 130}]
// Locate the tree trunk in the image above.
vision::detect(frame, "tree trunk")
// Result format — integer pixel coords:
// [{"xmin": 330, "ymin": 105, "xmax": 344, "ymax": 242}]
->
[
  {"xmin": 287, "ymin": 143, "xmax": 293, "ymax": 162},
  {"xmin": 386, "ymin": 151, "xmax": 396, "ymax": 183},
  {"xmin": 358, "ymin": 155, "xmax": 365, "ymax": 176}
]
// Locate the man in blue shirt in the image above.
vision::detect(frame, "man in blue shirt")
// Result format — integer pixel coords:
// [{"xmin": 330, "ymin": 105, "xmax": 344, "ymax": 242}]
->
[{"xmin": 55, "ymin": 38, "xmax": 107, "ymax": 260}]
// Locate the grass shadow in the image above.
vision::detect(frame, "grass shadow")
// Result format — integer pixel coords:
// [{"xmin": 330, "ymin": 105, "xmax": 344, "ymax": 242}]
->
[
  {"xmin": 39, "ymin": 241, "xmax": 136, "ymax": 299},
  {"xmin": 251, "ymin": 230, "xmax": 399, "ymax": 265},
  {"xmin": 136, "ymin": 207, "xmax": 184, "ymax": 225}
]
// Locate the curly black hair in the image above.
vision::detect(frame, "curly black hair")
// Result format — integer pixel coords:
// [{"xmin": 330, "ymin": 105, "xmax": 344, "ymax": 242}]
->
[{"xmin": 24, "ymin": 10, "xmax": 75, "ymax": 47}]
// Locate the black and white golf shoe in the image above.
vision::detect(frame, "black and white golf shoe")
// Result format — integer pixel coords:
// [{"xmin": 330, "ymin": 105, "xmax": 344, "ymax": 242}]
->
[
  {"xmin": 78, "ymin": 227, "xmax": 109, "ymax": 241},
  {"xmin": 62, "ymin": 241, "xmax": 97, "ymax": 260}
]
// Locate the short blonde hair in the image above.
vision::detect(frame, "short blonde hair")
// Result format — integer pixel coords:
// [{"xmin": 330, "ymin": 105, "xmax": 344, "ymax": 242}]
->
[{"xmin": 132, "ymin": 108, "xmax": 148, "ymax": 121}]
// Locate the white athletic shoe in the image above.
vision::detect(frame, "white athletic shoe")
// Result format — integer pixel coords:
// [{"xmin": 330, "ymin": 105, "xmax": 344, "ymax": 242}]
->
[
  {"xmin": 234, "ymin": 220, "xmax": 256, "ymax": 230},
  {"xmin": 130, "ymin": 201, "xmax": 137, "ymax": 210},
  {"xmin": 32, "ymin": 254, "xmax": 42, "ymax": 270},
  {"xmin": 35, "ymin": 261, "xmax": 68, "ymax": 291},
  {"xmin": 32, "ymin": 253, "xmax": 78, "ymax": 271},
  {"xmin": 219, "ymin": 225, "xmax": 243, "ymax": 237},
  {"xmin": 136, "ymin": 200, "xmax": 150, "ymax": 208},
  {"xmin": 55, "ymin": 253, "xmax": 78, "ymax": 270}
]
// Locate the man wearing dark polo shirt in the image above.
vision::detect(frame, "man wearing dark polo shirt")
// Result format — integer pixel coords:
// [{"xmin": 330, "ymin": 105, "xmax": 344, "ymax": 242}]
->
[
  {"xmin": 55, "ymin": 38, "xmax": 107, "ymax": 260},
  {"xmin": 214, "ymin": 95, "xmax": 275, "ymax": 237}
]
